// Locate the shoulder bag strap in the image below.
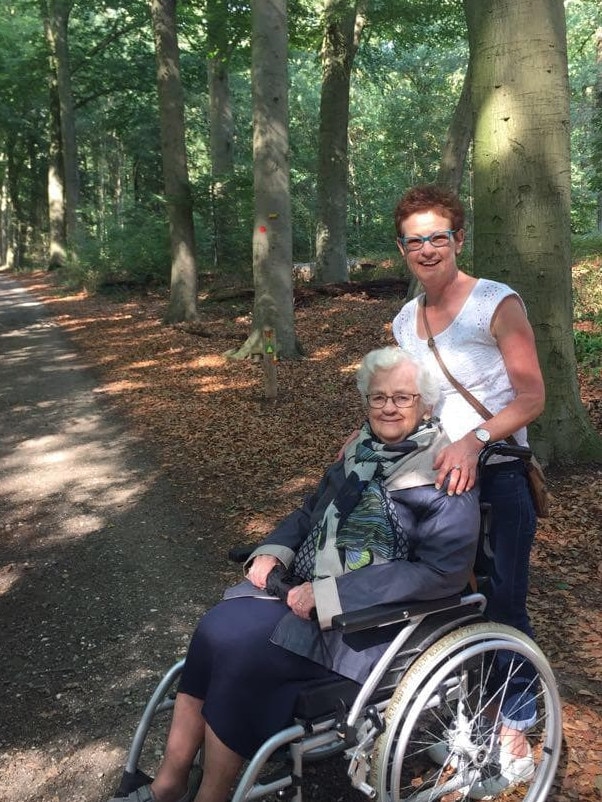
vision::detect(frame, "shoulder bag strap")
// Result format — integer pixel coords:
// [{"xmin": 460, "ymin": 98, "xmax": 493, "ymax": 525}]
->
[{"xmin": 420, "ymin": 297, "xmax": 519, "ymax": 447}]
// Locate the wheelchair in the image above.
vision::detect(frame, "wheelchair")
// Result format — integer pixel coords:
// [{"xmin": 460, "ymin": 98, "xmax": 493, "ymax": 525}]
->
[{"xmin": 113, "ymin": 443, "xmax": 562, "ymax": 802}]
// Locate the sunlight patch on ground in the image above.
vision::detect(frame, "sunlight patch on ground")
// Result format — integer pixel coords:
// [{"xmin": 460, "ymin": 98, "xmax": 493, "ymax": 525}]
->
[
  {"xmin": 197, "ymin": 355, "xmax": 226, "ymax": 368},
  {"xmin": 339, "ymin": 360, "xmax": 362, "ymax": 375},
  {"xmin": 166, "ymin": 356, "xmax": 227, "ymax": 372},
  {"xmin": 127, "ymin": 359, "xmax": 158, "ymax": 370},
  {"xmin": 0, "ymin": 741, "xmax": 126, "ymax": 802},
  {"xmin": 308, "ymin": 345, "xmax": 345, "ymax": 361},
  {"xmin": 95, "ymin": 379, "xmax": 148, "ymax": 393},
  {"xmin": 0, "ymin": 562, "xmax": 29, "ymax": 596},
  {"xmin": 190, "ymin": 375, "xmax": 257, "ymax": 393}
]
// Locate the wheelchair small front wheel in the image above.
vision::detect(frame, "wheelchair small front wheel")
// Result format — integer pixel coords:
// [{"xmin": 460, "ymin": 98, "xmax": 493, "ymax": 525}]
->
[{"xmin": 371, "ymin": 623, "xmax": 562, "ymax": 802}]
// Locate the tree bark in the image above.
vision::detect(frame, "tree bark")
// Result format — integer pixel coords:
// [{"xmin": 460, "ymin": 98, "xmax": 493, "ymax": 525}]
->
[
  {"xmin": 465, "ymin": 0, "xmax": 602, "ymax": 462},
  {"xmin": 229, "ymin": 0, "xmax": 298, "ymax": 359},
  {"xmin": 436, "ymin": 54, "xmax": 473, "ymax": 193},
  {"xmin": 149, "ymin": 0, "xmax": 198, "ymax": 323},
  {"xmin": 46, "ymin": 0, "xmax": 78, "ymax": 249},
  {"xmin": 594, "ymin": 26, "xmax": 602, "ymax": 231},
  {"xmin": 207, "ymin": 0, "xmax": 237, "ymax": 268},
  {"xmin": 315, "ymin": 0, "xmax": 366, "ymax": 284}
]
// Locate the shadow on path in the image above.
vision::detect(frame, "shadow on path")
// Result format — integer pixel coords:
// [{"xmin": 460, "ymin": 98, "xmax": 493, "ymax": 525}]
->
[{"xmin": 0, "ymin": 272, "xmax": 225, "ymax": 802}]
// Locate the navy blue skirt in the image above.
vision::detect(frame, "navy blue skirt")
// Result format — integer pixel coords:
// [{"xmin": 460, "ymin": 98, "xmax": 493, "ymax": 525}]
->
[{"xmin": 179, "ymin": 597, "xmax": 335, "ymax": 758}]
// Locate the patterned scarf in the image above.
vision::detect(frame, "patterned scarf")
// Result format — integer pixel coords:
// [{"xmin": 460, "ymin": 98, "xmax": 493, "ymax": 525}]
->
[{"xmin": 292, "ymin": 421, "xmax": 437, "ymax": 579}]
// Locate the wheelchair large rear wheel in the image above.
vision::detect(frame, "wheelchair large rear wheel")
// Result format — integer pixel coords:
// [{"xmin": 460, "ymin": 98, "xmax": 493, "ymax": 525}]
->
[{"xmin": 371, "ymin": 623, "xmax": 562, "ymax": 802}]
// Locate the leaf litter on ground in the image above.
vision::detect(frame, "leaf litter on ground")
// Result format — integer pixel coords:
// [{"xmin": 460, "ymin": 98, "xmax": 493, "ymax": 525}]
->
[{"xmin": 13, "ymin": 270, "xmax": 602, "ymax": 802}]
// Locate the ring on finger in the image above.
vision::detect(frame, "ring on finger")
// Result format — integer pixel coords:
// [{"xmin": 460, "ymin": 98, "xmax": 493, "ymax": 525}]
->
[{"xmin": 452, "ymin": 465, "xmax": 462, "ymax": 470}]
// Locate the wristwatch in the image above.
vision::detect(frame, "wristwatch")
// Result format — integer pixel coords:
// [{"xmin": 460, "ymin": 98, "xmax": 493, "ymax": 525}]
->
[{"xmin": 473, "ymin": 427, "xmax": 491, "ymax": 447}]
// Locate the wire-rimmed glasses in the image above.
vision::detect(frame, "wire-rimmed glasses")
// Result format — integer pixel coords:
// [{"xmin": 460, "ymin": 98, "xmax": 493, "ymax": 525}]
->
[{"xmin": 366, "ymin": 393, "xmax": 420, "ymax": 409}]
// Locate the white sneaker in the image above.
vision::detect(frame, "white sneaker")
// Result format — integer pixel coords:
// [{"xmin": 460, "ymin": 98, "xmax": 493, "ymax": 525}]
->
[{"xmin": 469, "ymin": 741, "xmax": 534, "ymax": 799}]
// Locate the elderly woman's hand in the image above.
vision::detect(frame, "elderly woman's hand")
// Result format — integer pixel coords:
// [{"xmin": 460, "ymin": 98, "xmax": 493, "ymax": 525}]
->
[
  {"xmin": 287, "ymin": 582, "xmax": 316, "ymax": 620},
  {"xmin": 432, "ymin": 437, "xmax": 480, "ymax": 494},
  {"xmin": 247, "ymin": 554, "xmax": 281, "ymax": 589}
]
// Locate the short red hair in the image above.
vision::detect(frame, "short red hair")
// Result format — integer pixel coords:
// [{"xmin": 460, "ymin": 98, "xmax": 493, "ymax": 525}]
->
[{"xmin": 394, "ymin": 184, "xmax": 465, "ymax": 236}]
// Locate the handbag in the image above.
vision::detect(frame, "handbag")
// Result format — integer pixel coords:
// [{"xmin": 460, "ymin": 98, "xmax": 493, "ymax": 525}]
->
[{"xmin": 420, "ymin": 298, "xmax": 550, "ymax": 517}]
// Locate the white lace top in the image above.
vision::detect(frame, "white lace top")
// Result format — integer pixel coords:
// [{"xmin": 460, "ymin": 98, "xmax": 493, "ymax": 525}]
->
[{"xmin": 392, "ymin": 278, "xmax": 528, "ymax": 446}]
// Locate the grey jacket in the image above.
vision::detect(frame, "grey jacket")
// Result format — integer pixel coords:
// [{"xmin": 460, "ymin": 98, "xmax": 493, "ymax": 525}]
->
[{"xmin": 225, "ymin": 426, "xmax": 480, "ymax": 683}]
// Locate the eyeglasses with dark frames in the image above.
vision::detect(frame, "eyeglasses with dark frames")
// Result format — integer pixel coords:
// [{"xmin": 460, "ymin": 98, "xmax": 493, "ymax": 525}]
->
[
  {"xmin": 366, "ymin": 393, "xmax": 421, "ymax": 409},
  {"xmin": 397, "ymin": 229, "xmax": 457, "ymax": 252}
]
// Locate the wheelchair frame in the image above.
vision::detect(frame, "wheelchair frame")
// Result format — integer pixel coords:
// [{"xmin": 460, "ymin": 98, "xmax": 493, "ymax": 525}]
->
[{"xmin": 114, "ymin": 445, "xmax": 563, "ymax": 802}]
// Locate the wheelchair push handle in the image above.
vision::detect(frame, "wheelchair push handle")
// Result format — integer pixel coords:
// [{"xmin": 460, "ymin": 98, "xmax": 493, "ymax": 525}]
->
[
  {"xmin": 478, "ymin": 441, "xmax": 532, "ymax": 471},
  {"xmin": 266, "ymin": 564, "xmax": 317, "ymax": 620}
]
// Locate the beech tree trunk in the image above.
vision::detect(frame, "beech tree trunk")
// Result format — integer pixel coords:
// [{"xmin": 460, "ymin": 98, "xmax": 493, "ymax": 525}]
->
[
  {"xmin": 207, "ymin": 0, "xmax": 236, "ymax": 268},
  {"xmin": 46, "ymin": 0, "xmax": 78, "ymax": 249},
  {"xmin": 465, "ymin": 0, "xmax": 602, "ymax": 463},
  {"xmin": 150, "ymin": 0, "xmax": 198, "ymax": 323},
  {"xmin": 230, "ymin": 0, "xmax": 298, "ymax": 359},
  {"xmin": 594, "ymin": 27, "xmax": 602, "ymax": 231},
  {"xmin": 315, "ymin": 0, "xmax": 366, "ymax": 284},
  {"xmin": 436, "ymin": 54, "xmax": 473, "ymax": 193}
]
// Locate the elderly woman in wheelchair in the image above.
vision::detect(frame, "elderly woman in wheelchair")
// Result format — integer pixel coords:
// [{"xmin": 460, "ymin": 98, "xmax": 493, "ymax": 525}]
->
[{"xmin": 110, "ymin": 346, "xmax": 561, "ymax": 802}]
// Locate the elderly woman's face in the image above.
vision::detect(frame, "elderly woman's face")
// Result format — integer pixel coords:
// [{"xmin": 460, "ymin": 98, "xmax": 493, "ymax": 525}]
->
[{"xmin": 367, "ymin": 363, "xmax": 428, "ymax": 444}]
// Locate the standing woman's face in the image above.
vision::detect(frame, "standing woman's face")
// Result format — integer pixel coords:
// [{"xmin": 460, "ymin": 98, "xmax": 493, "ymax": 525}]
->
[
  {"xmin": 366, "ymin": 362, "xmax": 429, "ymax": 444},
  {"xmin": 396, "ymin": 210, "xmax": 464, "ymax": 288}
]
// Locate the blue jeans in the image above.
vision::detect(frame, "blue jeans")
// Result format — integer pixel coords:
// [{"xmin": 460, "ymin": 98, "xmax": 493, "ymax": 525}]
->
[{"xmin": 480, "ymin": 460, "xmax": 538, "ymax": 729}]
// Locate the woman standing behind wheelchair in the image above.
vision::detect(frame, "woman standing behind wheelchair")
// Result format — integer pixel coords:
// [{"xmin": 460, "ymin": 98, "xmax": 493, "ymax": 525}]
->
[
  {"xmin": 111, "ymin": 347, "xmax": 480, "ymax": 802},
  {"xmin": 392, "ymin": 184, "xmax": 546, "ymax": 793}
]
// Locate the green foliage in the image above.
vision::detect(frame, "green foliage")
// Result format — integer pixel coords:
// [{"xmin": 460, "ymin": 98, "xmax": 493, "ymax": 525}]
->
[
  {"xmin": 571, "ymin": 236, "xmax": 601, "ymax": 375},
  {"xmin": 68, "ymin": 208, "xmax": 171, "ymax": 292},
  {"xmin": 574, "ymin": 329, "xmax": 602, "ymax": 375},
  {"xmin": 1, "ymin": 0, "xmax": 600, "ymax": 284},
  {"xmin": 571, "ymin": 239, "xmax": 602, "ymax": 323},
  {"xmin": 565, "ymin": 0, "xmax": 602, "ymax": 233}
]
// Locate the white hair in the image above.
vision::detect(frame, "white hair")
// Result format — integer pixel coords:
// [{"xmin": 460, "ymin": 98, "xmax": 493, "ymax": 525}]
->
[{"xmin": 355, "ymin": 346, "xmax": 441, "ymax": 408}]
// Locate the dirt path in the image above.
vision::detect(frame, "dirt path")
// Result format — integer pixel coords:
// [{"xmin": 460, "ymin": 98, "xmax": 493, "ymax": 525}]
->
[{"xmin": 0, "ymin": 273, "xmax": 226, "ymax": 802}]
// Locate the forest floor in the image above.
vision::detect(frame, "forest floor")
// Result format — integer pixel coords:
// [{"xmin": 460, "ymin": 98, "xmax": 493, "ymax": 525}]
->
[{"xmin": 3, "ymin": 267, "xmax": 602, "ymax": 802}]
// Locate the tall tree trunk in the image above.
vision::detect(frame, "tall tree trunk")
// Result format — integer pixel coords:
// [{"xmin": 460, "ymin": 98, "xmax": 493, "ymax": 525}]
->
[
  {"xmin": 436, "ymin": 54, "xmax": 473, "ymax": 192},
  {"xmin": 229, "ymin": 0, "xmax": 298, "ymax": 359},
  {"xmin": 594, "ymin": 27, "xmax": 602, "ymax": 232},
  {"xmin": 47, "ymin": 80, "xmax": 66, "ymax": 269},
  {"xmin": 40, "ymin": 0, "xmax": 66, "ymax": 268},
  {"xmin": 465, "ymin": 0, "xmax": 602, "ymax": 463},
  {"xmin": 315, "ymin": 0, "xmax": 366, "ymax": 284},
  {"xmin": 207, "ymin": 0, "xmax": 236, "ymax": 268},
  {"xmin": 149, "ymin": 0, "xmax": 198, "ymax": 323},
  {"xmin": 0, "ymin": 169, "xmax": 9, "ymax": 267},
  {"xmin": 46, "ymin": 0, "xmax": 78, "ymax": 249}
]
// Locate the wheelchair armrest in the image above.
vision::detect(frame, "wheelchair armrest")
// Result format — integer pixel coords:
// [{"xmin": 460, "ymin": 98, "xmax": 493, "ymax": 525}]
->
[
  {"xmin": 228, "ymin": 544, "xmax": 256, "ymax": 563},
  {"xmin": 331, "ymin": 595, "xmax": 463, "ymax": 634}
]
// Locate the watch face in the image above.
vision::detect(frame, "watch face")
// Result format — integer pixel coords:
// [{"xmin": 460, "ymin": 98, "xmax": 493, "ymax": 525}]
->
[{"xmin": 475, "ymin": 428, "xmax": 490, "ymax": 443}]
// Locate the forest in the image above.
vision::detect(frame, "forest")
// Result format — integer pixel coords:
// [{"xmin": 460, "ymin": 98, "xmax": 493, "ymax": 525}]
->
[{"xmin": 0, "ymin": 0, "xmax": 601, "ymax": 462}]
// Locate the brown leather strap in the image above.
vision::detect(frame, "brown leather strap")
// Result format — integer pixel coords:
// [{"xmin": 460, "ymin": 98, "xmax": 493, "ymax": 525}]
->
[{"xmin": 420, "ymin": 297, "xmax": 519, "ymax": 447}]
